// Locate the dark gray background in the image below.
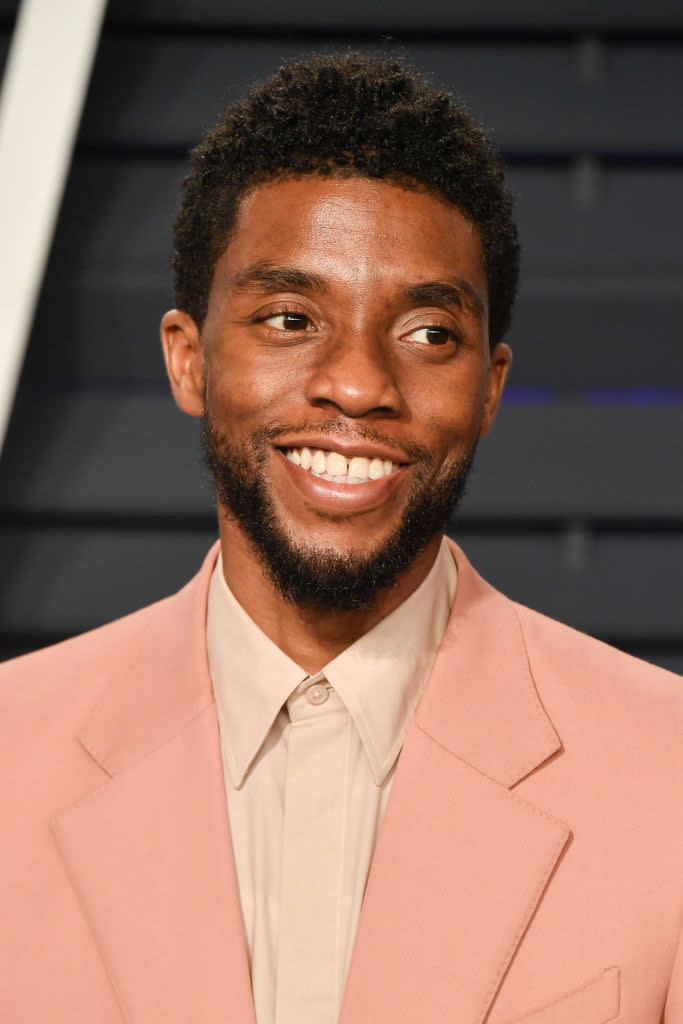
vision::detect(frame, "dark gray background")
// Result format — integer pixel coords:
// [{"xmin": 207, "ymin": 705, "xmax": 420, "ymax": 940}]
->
[{"xmin": 0, "ymin": 0, "xmax": 681, "ymax": 671}]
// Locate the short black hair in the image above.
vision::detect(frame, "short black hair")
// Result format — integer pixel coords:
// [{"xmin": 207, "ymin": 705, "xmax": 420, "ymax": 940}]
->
[{"xmin": 172, "ymin": 51, "xmax": 520, "ymax": 347}]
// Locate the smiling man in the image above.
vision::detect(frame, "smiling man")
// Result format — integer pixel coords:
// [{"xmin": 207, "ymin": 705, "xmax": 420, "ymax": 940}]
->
[{"xmin": 1, "ymin": 53, "xmax": 682, "ymax": 1024}]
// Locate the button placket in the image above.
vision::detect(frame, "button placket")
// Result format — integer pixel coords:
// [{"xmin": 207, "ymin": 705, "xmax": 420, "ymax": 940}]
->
[{"xmin": 277, "ymin": 677, "xmax": 347, "ymax": 1023}]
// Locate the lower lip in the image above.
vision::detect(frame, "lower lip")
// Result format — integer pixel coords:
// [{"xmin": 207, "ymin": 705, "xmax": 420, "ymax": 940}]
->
[{"xmin": 276, "ymin": 450, "xmax": 407, "ymax": 514}]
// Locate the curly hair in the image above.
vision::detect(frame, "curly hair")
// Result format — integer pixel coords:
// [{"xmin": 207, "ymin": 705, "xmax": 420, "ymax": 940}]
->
[{"xmin": 172, "ymin": 51, "xmax": 520, "ymax": 347}]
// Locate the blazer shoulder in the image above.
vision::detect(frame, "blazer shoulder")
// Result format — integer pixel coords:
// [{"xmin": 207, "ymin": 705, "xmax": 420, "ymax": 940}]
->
[
  {"xmin": 0, "ymin": 553, "xmax": 214, "ymax": 752},
  {"xmin": 514, "ymin": 599, "xmax": 681, "ymax": 688},
  {"xmin": 0, "ymin": 597, "xmax": 160, "ymax": 746},
  {"xmin": 513, "ymin": 600, "xmax": 683, "ymax": 756}
]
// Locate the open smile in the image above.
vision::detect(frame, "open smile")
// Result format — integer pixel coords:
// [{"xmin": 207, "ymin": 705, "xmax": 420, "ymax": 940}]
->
[
  {"xmin": 276, "ymin": 445, "xmax": 409, "ymax": 514},
  {"xmin": 283, "ymin": 445, "xmax": 400, "ymax": 485}
]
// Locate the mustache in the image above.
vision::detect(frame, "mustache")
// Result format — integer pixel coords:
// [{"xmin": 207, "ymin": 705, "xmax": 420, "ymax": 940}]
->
[{"xmin": 253, "ymin": 420, "xmax": 434, "ymax": 465}]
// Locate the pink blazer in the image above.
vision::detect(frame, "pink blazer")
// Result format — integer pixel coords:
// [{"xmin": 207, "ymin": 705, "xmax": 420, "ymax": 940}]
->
[{"xmin": 1, "ymin": 541, "xmax": 681, "ymax": 1023}]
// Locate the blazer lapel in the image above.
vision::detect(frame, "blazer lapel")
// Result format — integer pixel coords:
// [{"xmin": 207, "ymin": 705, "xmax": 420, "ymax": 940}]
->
[
  {"xmin": 52, "ymin": 544, "xmax": 256, "ymax": 1024},
  {"xmin": 340, "ymin": 542, "xmax": 570, "ymax": 1024}
]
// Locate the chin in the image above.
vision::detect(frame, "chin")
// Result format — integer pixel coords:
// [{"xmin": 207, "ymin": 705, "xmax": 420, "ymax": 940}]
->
[{"xmin": 203, "ymin": 416, "xmax": 475, "ymax": 611}]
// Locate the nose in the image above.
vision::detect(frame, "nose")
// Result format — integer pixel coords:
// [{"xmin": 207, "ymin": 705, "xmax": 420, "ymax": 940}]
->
[{"xmin": 304, "ymin": 330, "xmax": 402, "ymax": 419}]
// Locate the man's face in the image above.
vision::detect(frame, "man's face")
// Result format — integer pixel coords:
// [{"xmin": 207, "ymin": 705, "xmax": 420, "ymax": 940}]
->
[{"xmin": 165, "ymin": 176, "xmax": 510, "ymax": 608}]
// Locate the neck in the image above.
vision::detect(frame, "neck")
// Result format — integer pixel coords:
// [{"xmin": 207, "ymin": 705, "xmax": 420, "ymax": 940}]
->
[{"xmin": 218, "ymin": 518, "xmax": 443, "ymax": 675}]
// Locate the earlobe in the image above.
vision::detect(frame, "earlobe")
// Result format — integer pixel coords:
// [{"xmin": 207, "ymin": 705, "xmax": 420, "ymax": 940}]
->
[
  {"xmin": 160, "ymin": 309, "xmax": 205, "ymax": 418},
  {"xmin": 479, "ymin": 342, "xmax": 512, "ymax": 439}
]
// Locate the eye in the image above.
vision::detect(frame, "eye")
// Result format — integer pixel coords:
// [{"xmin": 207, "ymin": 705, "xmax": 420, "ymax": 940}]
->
[
  {"xmin": 262, "ymin": 310, "xmax": 311, "ymax": 331},
  {"xmin": 404, "ymin": 324, "xmax": 459, "ymax": 346}
]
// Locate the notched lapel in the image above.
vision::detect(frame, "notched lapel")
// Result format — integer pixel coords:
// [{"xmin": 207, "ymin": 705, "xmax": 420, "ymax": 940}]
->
[
  {"xmin": 52, "ymin": 705, "xmax": 256, "ymax": 1024},
  {"xmin": 341, "ymin": 544, "xmax": 570, "ymax": 1024},
  {"xmin": 50, "ymin": 544, "xmax": 254, "ymax": 1023},
  {"xmin": 340, "ymin": 726, "xmax": 570, "ymax": 1024}
]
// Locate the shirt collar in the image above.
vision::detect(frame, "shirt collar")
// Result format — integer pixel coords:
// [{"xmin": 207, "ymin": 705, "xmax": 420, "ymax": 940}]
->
[
  {"xmin": 206, "ymin": 558, "xmax": 306, "ymax": 787},
  {"xmin": 206, "ymin": 537, "xmax": 456, "ymax": 788},
  {"xmin": 323, "ymin": 538, "xmax": 456, "ymax": 783}
]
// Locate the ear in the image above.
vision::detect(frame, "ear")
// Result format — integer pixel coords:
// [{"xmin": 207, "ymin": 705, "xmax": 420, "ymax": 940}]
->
[
  {"xmin": 478, "ymin": 342, "xmax": 512, "ymax": 439},
  {"xmin": 160, "ymin": 309, "xmax": 205, "ymax": 418}
]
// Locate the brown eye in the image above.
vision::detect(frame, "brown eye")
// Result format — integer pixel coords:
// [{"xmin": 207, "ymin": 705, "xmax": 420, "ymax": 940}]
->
[
  {"xmin": 262, "ymin": 311, "xmax": 310, "ymax": 330},
  {"xmin": 422, "ymin": 327, "xmax": 452, "ymax": 345},
  {"xmin": 405, "ymin": 325, "xmax": 456, "ymax": 346},
  {"xmin": 281, "ymin": 313, "xmax": 309, "ymax": 330}
]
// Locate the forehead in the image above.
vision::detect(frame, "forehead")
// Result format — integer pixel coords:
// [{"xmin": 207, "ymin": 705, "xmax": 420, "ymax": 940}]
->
[{"xmin": 211, "ymin": 175, "xmax": 488, "ymax": 306}]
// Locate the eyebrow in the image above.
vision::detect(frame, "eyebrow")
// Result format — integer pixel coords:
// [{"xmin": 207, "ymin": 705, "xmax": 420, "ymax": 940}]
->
[
  {"xmin": 230, "ymin": 261, "xmax": 485, "ymax": 322},
  {"xmin": 230, "ymin": 261, "xmax": 328, "ymax": 294},
  {"xmin": 405, "ymin": 279, "xmax": 486, "ymax": 322}
]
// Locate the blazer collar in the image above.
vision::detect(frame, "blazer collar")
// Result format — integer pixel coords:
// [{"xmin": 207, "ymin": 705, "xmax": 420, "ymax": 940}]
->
[
  {"xmin": 416, "ymin": 538, "xmax": 562, "ymax": 788},
  {"xmin": 77, "ymin": 541, "xmax": 222, "ymax": 778}
]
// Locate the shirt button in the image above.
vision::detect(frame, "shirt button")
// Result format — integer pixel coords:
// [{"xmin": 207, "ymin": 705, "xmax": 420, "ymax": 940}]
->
[{"xmin": 306, "ymin": 682, "xmax": 329, "ymax": 706}]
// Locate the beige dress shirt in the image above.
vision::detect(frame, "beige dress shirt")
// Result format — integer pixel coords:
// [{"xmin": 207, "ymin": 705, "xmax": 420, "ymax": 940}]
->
[{"xmin": 206, "ymin": 538, "xmax": 457, "ymax": 1024}]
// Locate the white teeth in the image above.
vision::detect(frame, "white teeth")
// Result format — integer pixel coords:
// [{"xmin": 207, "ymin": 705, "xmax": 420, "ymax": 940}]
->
[
  {"xmin": 348, "ymin": 456, "xmax": 370, "ymax": 480},
  {"xmin": 285, "ymin": 447, "xmax": 398, "ymax": 482},
  {"xmin": 326, "ymin": 451, "xmax": 348, "ymax": 476}
]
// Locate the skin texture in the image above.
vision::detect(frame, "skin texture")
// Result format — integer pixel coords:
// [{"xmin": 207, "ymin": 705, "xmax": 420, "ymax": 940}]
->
[{"xmin": 161, "ymin": 176, "xmax": 511, "ymax": 672}]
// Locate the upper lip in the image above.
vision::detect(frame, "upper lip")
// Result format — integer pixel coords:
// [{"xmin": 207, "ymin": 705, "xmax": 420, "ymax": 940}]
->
[{"xmin": 276, "ymin": 436, "xmax": 413, "ymax": 465}]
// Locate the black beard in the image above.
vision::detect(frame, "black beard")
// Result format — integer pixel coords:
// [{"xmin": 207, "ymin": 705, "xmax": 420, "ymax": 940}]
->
[{"xmin": 202, "ymin": 418, "xmax": 476, "ymax": 611}]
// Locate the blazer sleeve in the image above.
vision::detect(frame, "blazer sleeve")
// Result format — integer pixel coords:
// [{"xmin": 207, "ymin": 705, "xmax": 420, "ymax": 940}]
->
[{"xmin": 663, "ymin": 917, "xmax": 683, "ymax": 1022}]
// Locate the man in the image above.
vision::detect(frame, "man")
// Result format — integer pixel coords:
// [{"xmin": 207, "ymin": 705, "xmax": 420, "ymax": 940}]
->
[{"xmin": 1, "ymin": 52, "xmax": 681, "ymax": 1024}]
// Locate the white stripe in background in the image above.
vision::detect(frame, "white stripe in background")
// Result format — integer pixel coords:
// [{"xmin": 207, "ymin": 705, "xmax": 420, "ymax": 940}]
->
[{"xmin": 0, "ymin": 0, "xmax": 107, "ymax": 454}]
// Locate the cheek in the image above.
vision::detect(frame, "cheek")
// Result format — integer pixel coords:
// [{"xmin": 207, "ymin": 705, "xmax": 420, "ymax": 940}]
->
[
  {"xmin": 408, "ymin": 378, "xmax": 487, "ymax": 451},
  {"xmin": 208, "ymin": 351, "xmax": 304, "ymax": 423}
]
